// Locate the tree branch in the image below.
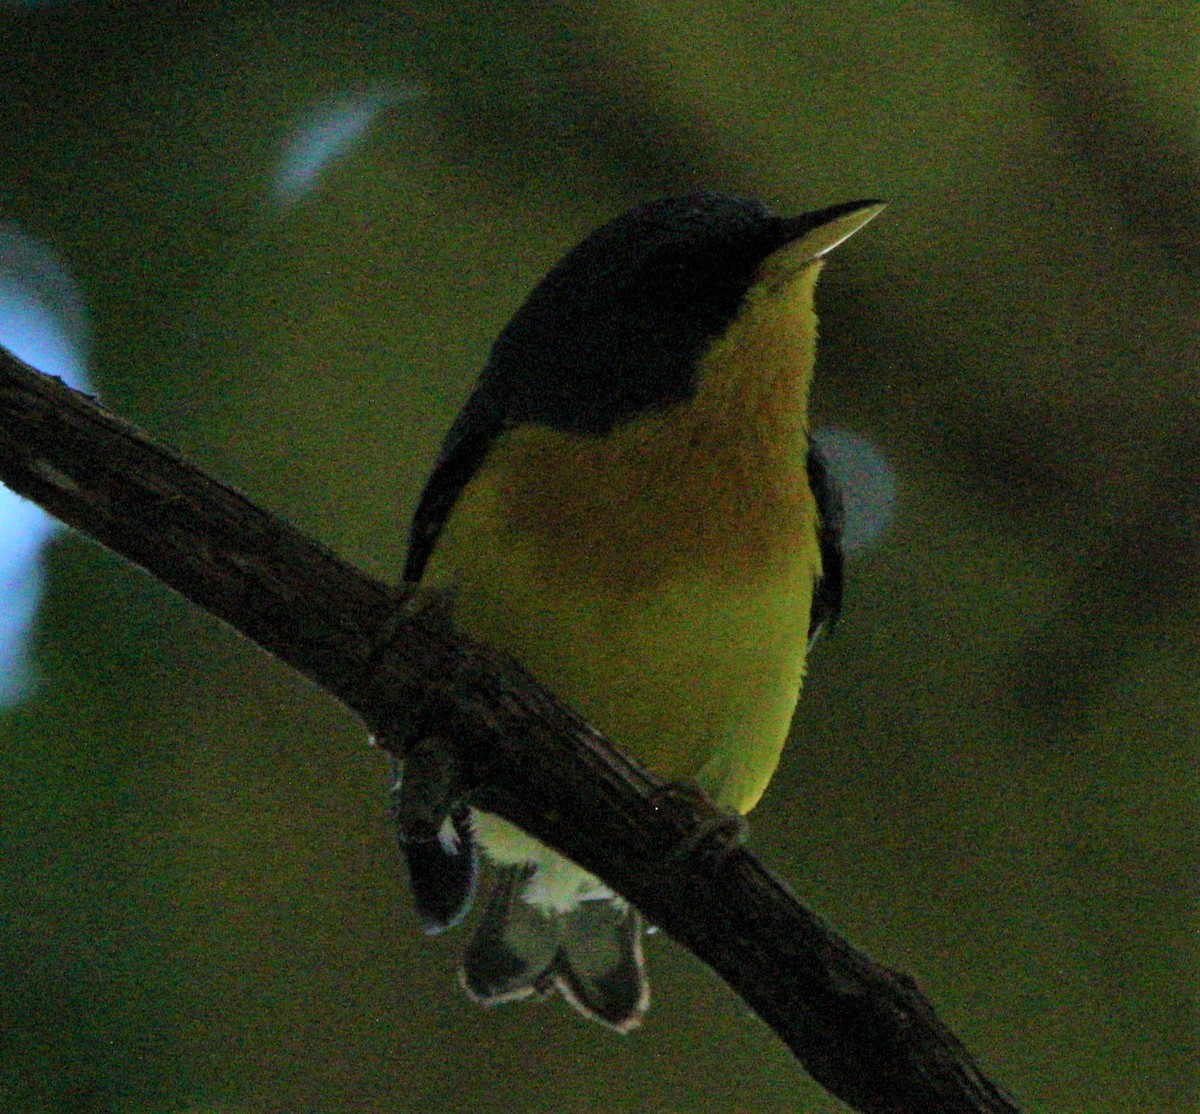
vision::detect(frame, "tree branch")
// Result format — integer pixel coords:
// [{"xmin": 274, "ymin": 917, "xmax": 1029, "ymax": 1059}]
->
[{"xmin": 0, "ymin": 345, "xmax": 1023, "ymax": 1114}]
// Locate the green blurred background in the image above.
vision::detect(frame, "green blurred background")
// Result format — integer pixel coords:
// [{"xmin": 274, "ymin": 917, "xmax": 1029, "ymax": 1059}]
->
[{"xmin": 0, "ymin": 1, "xmax": 1195, "ymax": 1111}]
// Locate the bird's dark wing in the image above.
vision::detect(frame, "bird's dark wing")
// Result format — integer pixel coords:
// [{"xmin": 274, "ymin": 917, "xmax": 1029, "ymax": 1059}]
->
[
  {"xmin": 403, "ymin": 388, "xmax": 506, "ymax": 584},
  {"xmin": 806, "ymin": 442, "xmax": 844, "ymax": 646},
  {"xmin": 397, "ymin": 388, "xmax": 509, "ymax": 935}
]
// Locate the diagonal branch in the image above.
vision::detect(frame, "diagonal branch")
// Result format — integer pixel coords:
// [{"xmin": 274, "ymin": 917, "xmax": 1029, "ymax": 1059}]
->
[{"xmin": 0, "ymin": 345, "xmax": 1023, "ymax": 1114}]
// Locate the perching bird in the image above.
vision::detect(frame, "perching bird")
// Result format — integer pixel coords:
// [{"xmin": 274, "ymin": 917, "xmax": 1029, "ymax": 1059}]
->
[{"xmin": 396, "ymin": 191, "xmax": 883, "ymax": 1031}]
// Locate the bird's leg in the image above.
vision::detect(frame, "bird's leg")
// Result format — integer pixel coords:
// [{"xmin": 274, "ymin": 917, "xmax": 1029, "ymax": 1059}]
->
[
  {"xmin": 369, "ymin": 593, "xmax": 484, "ymax": 934},
  {"xmin": 382, "ymin": 724, "xmax": 479, "ymax": 935},
  {"xmin": 389, "ymin": 732, "xmax": 466, "ymax": 843}
]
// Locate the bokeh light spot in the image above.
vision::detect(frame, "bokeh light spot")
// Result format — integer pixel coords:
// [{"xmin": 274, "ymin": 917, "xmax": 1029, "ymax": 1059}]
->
[
  {"xmin": 273, "ymin": 85, "xmax": 426, "ymax": 206},
  {"xmin": 0, "ymin": 225, "xmax": 91, "ymax": 702},
  {"xmin": 811, "ymin": 427, "xmax": 897, "ymax": 555}
]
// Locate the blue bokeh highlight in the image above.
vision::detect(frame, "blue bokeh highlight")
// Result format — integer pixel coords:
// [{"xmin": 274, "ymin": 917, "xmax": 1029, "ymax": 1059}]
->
[{"xmin": 0, "ymin": 226, "xmax": 91, "ymax": 702}]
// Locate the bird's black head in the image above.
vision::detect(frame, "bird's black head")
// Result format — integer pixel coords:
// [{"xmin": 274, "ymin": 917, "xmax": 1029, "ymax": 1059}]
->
[
  {"xmin": 404, "ymin": 191, "xmax": 881, "ymax": 583},
  {"xmin": 483, "ymin": 192, "xmax": 807, "ymax": 436}
]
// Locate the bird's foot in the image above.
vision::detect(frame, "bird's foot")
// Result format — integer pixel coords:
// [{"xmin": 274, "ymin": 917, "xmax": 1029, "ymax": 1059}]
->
[{"xmin": 643, "ymin": 781, "xmax": 748, "ymax": 870}]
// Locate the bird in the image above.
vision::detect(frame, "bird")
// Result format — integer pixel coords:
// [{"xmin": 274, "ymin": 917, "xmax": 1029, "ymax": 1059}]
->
[{"xmin": 395, "ymin": 190, "xmax": 883, "ymax": 1032}]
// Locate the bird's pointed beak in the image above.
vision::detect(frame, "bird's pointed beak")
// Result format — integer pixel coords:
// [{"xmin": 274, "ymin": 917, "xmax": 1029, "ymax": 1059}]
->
[
  {"xmin": 806, "ymin": 201, "xmax": 886, "ymax": 258},
  {"xmin": 776, "ymin": 200, "xmax": 886, "ymax": 266}
]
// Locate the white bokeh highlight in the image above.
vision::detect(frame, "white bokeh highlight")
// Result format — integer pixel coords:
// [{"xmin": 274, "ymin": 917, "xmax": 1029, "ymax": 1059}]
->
[{"xmin": 273, "ymin": 85, "xmax": 425, "ymax": 206}]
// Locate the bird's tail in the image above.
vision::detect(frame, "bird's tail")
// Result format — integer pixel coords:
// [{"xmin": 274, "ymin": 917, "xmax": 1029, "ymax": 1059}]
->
[{"xmin": 460, "ymin": 865, "xmax": 649, "ymax": 1032}]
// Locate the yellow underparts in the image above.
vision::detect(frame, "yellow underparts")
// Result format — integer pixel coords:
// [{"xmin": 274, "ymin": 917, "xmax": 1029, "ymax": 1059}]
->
[{"xmin": 425, "ymin": 262, "xmax": 826, "ymax": 911}]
